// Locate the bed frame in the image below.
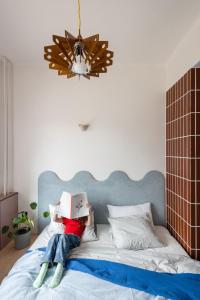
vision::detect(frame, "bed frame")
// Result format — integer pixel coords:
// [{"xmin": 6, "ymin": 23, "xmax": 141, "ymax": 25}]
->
[{"xmin": 38, "ymin": 170, "xmax": 165, "ymax": 233}]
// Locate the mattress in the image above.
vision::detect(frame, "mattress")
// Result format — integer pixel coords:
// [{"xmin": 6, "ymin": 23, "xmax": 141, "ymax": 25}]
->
[
  {"xmin": 1, "ymin": 224, "xmax": 200, "ymax": 300},
  {"xmin": 29, "ymin": 224, "xmax": 191, "ymax": 274}
]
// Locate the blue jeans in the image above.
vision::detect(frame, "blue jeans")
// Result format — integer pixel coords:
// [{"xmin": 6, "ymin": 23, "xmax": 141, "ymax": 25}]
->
[{"xmin": 41, "ymin": 234, "xmax": 80, "ymax": 267}]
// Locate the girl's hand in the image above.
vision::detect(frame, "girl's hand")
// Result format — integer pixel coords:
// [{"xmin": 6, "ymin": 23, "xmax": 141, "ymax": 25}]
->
[
  {"xmin": 55, "ymin": 214, "xmax": 63, "ymax": 223},
  {"xmin": 86, "ymin": 202, "xmax": 92, "ymax": 212}
]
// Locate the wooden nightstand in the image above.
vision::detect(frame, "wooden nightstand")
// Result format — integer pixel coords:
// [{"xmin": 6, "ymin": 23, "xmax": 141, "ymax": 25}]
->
[{"xmin": 0, "ymin": 234, "xmax": 37, "ymax": 283}]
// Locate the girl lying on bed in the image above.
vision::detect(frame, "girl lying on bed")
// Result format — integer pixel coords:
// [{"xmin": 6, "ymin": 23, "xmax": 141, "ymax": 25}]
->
[{"xmin": 33, "ymin": 202, "xmax": 92, "ymax": 289}]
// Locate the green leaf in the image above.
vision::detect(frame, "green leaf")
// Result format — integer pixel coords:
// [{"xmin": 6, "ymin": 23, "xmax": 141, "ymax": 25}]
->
[
  {"xmin": 20, "ymin": 216, "xmax": 28, "ymax": 223},
  {"xmin": 13, "ymin": 217, "xmax": 22, "ymax": 225},
  {"xmin": 21, "ymin": 212, "xmax": 28, "ymax": 221},
  {"xmin": 2, "ymin": 225, "xmax": 9, "ymax": 234},
  {"xmin": 43, "ymin": 211, "xmax": 50, "ymax": 218},
  {"xmin": 30, "ymin": 202, "xmax": 37, "ymax": 210}
]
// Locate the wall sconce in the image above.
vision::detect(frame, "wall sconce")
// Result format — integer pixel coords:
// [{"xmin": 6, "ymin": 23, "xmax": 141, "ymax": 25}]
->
[{"xmin": 78, "ymin": 123, "xmax": 90, "ymax": 131}]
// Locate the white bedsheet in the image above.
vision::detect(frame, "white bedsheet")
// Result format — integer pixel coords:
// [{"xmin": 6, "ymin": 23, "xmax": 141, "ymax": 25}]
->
[
  {"xmin": 31, "ymin": 224, "xmax": 188, "ymax": 258},
  {"xmin": 1, "ymin": 225, "xmax": 200, "ymax": 300},
  {"xmin": 30, "ymin": 225, "xmax": 195, "ymax": 274}
]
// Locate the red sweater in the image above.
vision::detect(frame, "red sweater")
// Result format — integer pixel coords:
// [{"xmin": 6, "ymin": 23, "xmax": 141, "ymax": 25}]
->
[{"xmin": 62, "ymin": 217, "xmax": 85, "ymax": 238}]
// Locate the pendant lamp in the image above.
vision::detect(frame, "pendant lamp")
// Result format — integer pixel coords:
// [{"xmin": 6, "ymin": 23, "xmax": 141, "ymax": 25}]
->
[{"xmin": 44, "ymin": 0, "xmax": 113, "ymax": 79}]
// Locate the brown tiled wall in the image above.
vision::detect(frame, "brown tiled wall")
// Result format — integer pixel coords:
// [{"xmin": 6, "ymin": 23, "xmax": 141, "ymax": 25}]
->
[{"xmin": 166, "ymin": 68, "xmax": 200, "ymax": 260}]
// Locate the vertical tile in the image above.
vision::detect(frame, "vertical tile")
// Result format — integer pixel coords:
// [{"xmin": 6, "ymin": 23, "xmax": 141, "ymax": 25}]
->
[
  {"xmin": 197, "ymin": 182, "xmax": 200, "ymax": 203},
  {"xmin": 183, "ymin": 222, "xmax": 187, "ymax": 243},
  {"xmin": 166, "ymin": 90, "xmax": 169, "ymax": 107},
  {"xmin": 196, "ymin": 91, "xmax": 200, "ymax": 112},
  {"xmin": 191, "ymin": 136, "xmax": 195, "ymax": 158},
  {"xmin": 191, "ymin": 113, "xmax": 196, "ymax": 135},
  {"xmin": 191, "ymin": 159, "xmax": 195, "ymax": 180},
  {"xmin": 191, "ymin": 181, "xmax": 195, "ymax": 203},
  {"xmin": 172, "ymin": 85, "xmax": 175, "ymax": 104},
  {"xmin": 181, "ymin": 75, "xmax": 184, "ymax": 98},
  {"xmin": 188, "ymin": 225, "xmax": 191, "ymax": 247},
  {"xmin": 187, "ymin": 92, "xmax": 191, "ymax": 114},
  {"xmin": 196, "ymin": 205, "xmax": 200, "ymax": 226},
  {"xmin": 196, "ymin": 68, "xmax": 200, "ymax": 89},
  {"xmin": 190, "ymin": 227, "xmax": 196, "ymax": 249},
  {"xmin": 196, "ymin": 113, "xmax": 200, "ymax": 135},
  {"xmin": 182, "ymin": 199, "xmax": 186, "ymax": 220},
  {"xmin": 184, "ymin": 73, "xmax": 187, "ymax": 94},
  {"xmin": 196, "ymin": 136, "xmax": 200, "ymax": 157},
  {"xmin": 186, "ymin": 225, "xmax": 190, "ymax": 247},
  {"xmin": 188, "ymin": 69, "xmax": 191, "ymax": 92},
  {"xmin": 187, "ymin": 202, "xmax": 191, "ymax": 224},
  {"xmin": 197, "ymin": 228, "xmax": 200, "ymax": 249},
  {"xmin": 191, "ymin": 68, "xmax": 195, "ymax": 90},
  {"xmin": 190, "ymin": 204, "xmax": 196, "ymax": 226},
  {"xmin": 177, "ymin": 79, "xmax": 180, "ymax": 99}
]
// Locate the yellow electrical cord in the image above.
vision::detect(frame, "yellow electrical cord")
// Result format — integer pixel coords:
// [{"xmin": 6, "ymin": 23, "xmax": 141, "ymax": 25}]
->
[{"xmin": 77, "ymin": 0, "xmax": 81, "ymax": 35}]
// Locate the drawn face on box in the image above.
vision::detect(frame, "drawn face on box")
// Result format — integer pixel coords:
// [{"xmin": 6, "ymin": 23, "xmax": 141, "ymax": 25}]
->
[{"xmin": 75, "ymin": 199, "xmax": 83, "ymax": 210}]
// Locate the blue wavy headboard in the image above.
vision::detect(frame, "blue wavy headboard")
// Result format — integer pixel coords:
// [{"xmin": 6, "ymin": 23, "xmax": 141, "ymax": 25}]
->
[{"xmin": 38, "ymin": 170, "xmax": 165, "ymax": 233}]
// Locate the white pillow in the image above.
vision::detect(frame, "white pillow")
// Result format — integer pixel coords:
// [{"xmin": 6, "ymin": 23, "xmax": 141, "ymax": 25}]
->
[
  {"xmin": 107, "ymin": 202, "xmax": 154, "ymax": 226},
  {"xmin": 96, "ymin": 224, "xmax": 112, "ymax": 243},
  {"xmin": 48, "ymin": 204, "xmax": 97, "ymax": 242},
  {"xmin": 108, "ymin": 215, "xmax": 163, "ymax": 250}
]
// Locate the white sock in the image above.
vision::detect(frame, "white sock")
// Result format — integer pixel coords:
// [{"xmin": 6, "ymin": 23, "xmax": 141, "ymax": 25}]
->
[
  {"xmin": 48, "ymin": 263, "xmax": 64, "ymax": 288},
  {"xmin": 33, "ymin": 262, "xmax": 49, "ymax": 288}
]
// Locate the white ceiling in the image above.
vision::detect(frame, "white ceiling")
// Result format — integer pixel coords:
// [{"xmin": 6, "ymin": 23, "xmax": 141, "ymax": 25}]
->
[{"xmin": 0, "ymin": 0, "xmax": 200, "ymax": 65}]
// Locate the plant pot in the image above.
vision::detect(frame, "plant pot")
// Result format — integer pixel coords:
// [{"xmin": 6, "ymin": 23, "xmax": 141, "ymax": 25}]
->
[{"xmin": 14, "ymin": 229, "xmax": 31, "ymax": 250}]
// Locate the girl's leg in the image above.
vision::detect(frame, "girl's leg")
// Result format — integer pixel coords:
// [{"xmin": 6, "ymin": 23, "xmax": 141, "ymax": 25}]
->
[
  {"xmin": 41, "ymin": 234, "xmax": 61, "ymax": 266},
  {"xmin": 33, "ymin": 262, "xmax": 48, "ymax": 288},
  {"xmin": 48, "ymin": 234, "xmax": 80, "ymax": 288},
  {"xmin": 48, "ymin": 262, "xmax": 64, "ymax": 288},
  {"xmin": 33, "ymin": 234, "xmax": 61, "ymax": 288}
]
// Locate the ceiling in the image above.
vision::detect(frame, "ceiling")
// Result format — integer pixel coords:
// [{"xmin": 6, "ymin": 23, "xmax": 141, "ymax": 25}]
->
[{"xmin": 0, "ymin": 0, "xmax": 200, "ymax": 65}]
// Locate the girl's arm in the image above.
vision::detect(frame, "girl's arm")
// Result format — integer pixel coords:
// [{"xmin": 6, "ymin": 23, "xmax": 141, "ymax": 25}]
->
[
  {"xmin": 85, "ymin": 203, "xmax": 93, "ymax": 226},
  {"xmin": 54, "ymin": 214, "xmax": 63, "ymax": 223},
  {"xmin": 53, "ymin": 201, "xmax": 63, "ymax": 223}
]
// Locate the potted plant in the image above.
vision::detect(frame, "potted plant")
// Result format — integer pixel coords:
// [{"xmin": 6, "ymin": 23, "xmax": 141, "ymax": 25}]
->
[{"xmin": 1, "ymin": 202, "xmax": 49, "ymax": 250}]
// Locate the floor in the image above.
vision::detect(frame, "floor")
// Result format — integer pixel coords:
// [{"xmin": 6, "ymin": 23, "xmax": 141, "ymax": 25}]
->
[{"xmin": 0, "ymin": 235, "xmax": 37, "ymax": 283}]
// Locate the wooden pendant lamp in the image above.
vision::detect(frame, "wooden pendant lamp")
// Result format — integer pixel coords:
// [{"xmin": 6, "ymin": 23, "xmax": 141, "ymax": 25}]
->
[{"xmin": 44, "ymin": 0, "xmax": 113, "ymax": 79}]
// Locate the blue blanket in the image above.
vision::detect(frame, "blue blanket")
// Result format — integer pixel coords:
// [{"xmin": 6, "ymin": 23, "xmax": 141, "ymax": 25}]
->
[
  {"xmin": 29, "ymin": 248, "xmax": 200, "ymax": 300},
  {"xmin": 66, "ymin": 258, "xmax": 200, "ymax": 300}
]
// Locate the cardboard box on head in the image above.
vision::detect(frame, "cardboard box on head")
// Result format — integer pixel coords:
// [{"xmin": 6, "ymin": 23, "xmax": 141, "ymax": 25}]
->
[{"xmin": 57, "ymin": 192, "xmax": 89, "ymax": 219}]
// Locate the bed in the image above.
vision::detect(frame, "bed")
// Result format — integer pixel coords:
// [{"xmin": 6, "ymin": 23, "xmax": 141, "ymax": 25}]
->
[{"xmin": 0, "ymin": 170, "xmax": 200, "ymax": 300}]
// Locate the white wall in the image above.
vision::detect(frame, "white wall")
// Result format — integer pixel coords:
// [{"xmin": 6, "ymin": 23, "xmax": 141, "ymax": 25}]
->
[
  {"xmin": 14, "ymin": 63, "xmax": 165, "ymax": 212},
  {"xmin": 0, "ymin": 56, "xmax": 13, "ymax": 195},
  {"xmin": 166, "ymin": 16, "xmax": 200, "ymax": 89}
]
